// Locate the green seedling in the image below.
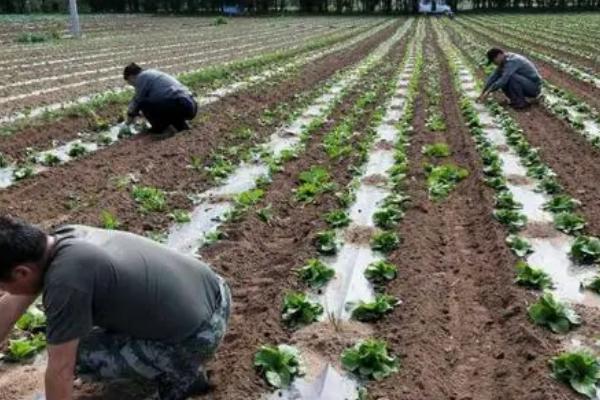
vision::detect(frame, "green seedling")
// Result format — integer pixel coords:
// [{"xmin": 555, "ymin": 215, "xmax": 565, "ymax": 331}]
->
[
  {"xmin": 15, "ymin": 306, "xmax": 46, "ymax": 332},
  {"xmin": 313, "ymin": 230, "xmax": 338, "ymax": 255},
  {"xmin": 100, "ymin": 210, "xmax": 120, "ymax": 230},
  {"xmin": 41, "ymin": 153, "xmax": 61, "ymax": 167},
  {"xmin": 7, "ymin": 334, "xmax": 47, "ymax": 361},
  {"xmin": 254, "ymin": 344, "xmax": 304, "ymax": 388},
  {"xmin": 493, "ymin": 209, "xmax": 527, "ymax": 231},
  {"xmin": 495, "ymin": 191, "xmax": 522, "ymax": 210},
  {"xmin": 297, "ymin": 259, "xmax": 335, "ymax": 289},
  {"xmin": 371, "ymin": 231, "xmax": 401, "ymax": 254},
  {"xmin": 351, "ymin": 294, "xmax": 399, "ymax": 322},
  {"xmin": 426, "ymin": 164, "xmax": 469, "ymax": 200},
  {"xmin": 295, "ymin": 166, "xmax": 334, "ymax": 203},
  {"xmin": 550, "ymin": 350, "xmax": 600, "ymax": 399},
  {"xmin": 365, "ymin": 260, "xmax": 398, "ymax": 285},
  {"xmin": 422, "ymin": 143, "xmax": 451, "ymax": 158},
  {"xmin": 506, "ymin": 234, "xmax": 533, "ymax": 257},
  {"xmin": 515, "ymin": 261, "xmax": 552, "ymax": 289},
  {"xmin": 324, "ymin": 210, "xmax": 351, "ymax": 228},
  {"xmin": 256, "ymin": 204, "xmax": 274, "ymax": 223},
  {"xmin": 341, "ymin": 339, "xmax": 399, "ymax": 381},
  {"xmin": 131, "ymin": 185, "xmax": 167, "ymax": 213},
  {"xmin": 571, "ymin": 236, "xmax": 600, "ymax": 264},
  {"xmin": 13, "ymin": 165, "xmax": 34, "ymax": 181},
  {"xmin": 528, "ymin": 291, "xmax": 581, "ymax": 334},
  {"xmin": 544, "ymin": 195, "xmax": 581, "ymax": 214},
  {"xmin": 373, "ymin": 205, "xmax": 404, "ymax": 230},
  {"xmin": 554, "ymin": 212, "xmax": 586, "ymax": 235},
  {"xmin": 169, "ymin": 209, "xmax": 192, "ymax": 224},
  {"xmin": 281, "ymin": 292, "xmax": 323, "ymax": 329},
  {"xmin": 68, "ymin": 143, "xmax": 88, "ymax": 158}
]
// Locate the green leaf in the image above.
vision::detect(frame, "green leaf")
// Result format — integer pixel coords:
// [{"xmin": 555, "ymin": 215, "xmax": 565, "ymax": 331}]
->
[
  {"xmin": 373, "ymin": 205, "xmax": 404, "ymax": 230},
  {"xmin": 506, "ymin": 234, "xmax": 533, "ymax": 257},
  {"xmin": 422, "ymin": 143, "xmax": 451, "ymax": 158},
  {"xmin": 314, "ymin": 230, "xmax": 338, "ymax": 255},
  {"xmin": 351, "ymin": 294, "xmax": 399, "ymax": 322},
  {"xmin": 324, "ymin": 210, "xmax": 351, "ymax": 228},
  {"xmin": 281, "ymin": 292, "xmax": 323, "ymax": 329},
  {"xmin": 493, "ymin": 208, "xmax": 527, "ymax": 231},
  {"xmin": 341, "ymin": 339, "xmax": 399, "ymax": 381},
  {"xmin": 514, "ymin": 261, "xmax": 552, "ymax": 290},
  {"xmin": 254, "ymin": 344, "xmax": 304, "ymax": 388},
  {"xmin": 550, "ymin": 350, "xmax": 600, "ymax": 398},
  {"xmin": 371, "ymin": 231, "xmax": 401, "ymax": 254},
  {"xmin": 7, "ymin": 333, "xmax": 46, "ymax": 360},
  {"xmin": 544, "ymin": 195, "xmax": 581, "ymax": 214},
  {"xmin": 15, "ymin": 307, "xmax": 46, "ymax": 332},
  {"xmin": 554, "ymin": 212, "xmax": 586, "ymax": 235},
  {"xmin": 426, "ymin": 164, "xmax": 469, "ymax": 201},
  {"xmin": 528, "ymin": 292, "xmax": 580, "ymax": 334},
  {"xmin": 298, "ymin": 259, "xmax": 335, "ymax": 289},
  {"xmin": 570, "ymin": 236, "xmax": 600, "ymax": 265},
  {"xmin": 365, "ymin": 260, "xmax": 398, "ymax": 284}
]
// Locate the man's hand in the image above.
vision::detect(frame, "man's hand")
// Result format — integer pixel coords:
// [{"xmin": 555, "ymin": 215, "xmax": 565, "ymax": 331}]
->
[
  {"xmin": 0, "ymin": 294, "xmax": 36, "ymax": 344},
  {"xmin": 45, "ymin": 339, "xmax": 79, "ymax": 400},
  {"xmin": 477, "ymin": 90, "xmax": 490, "ymax": 102}
]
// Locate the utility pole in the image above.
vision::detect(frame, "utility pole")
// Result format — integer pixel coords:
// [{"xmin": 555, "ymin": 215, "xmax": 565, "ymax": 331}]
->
[{"xmin": 69, "ymin": 0, "xmax": 82, "ymax": 38}]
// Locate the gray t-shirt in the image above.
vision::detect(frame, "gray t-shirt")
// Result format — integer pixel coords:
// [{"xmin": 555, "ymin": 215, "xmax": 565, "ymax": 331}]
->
[{"xmin": 43, "ymin": 225, "xmax": 222, "ymax": 345}]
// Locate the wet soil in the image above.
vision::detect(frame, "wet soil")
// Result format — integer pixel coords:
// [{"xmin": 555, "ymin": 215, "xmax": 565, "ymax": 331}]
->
[{"xmin": 368, "ymin": 30, "xmax": 574, "ymax": 400}]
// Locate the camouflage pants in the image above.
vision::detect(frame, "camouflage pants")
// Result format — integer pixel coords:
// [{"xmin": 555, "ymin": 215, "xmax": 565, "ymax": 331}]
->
[{"xmin": 76, "ymin": 279, "xmax": 231, "ymax": 400}]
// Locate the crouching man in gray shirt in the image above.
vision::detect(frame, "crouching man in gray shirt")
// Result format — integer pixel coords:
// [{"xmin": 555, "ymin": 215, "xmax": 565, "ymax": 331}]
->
[
  {"xmin": 124, "ymin": 63, "xmax": 198, "ymax": 137},
  {"xmin": 0, "ymin": 216, "xmax": 231, "ymax": 400},
  {"xmin": 478, "ymin": 48, "xmax": 543, "ymax": 109}
]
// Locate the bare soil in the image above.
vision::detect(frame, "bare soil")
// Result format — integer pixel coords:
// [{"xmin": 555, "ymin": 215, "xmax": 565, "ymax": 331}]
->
[{"xmin": 368, "ymin": 31, "xmax": 574, "ymax": 400}]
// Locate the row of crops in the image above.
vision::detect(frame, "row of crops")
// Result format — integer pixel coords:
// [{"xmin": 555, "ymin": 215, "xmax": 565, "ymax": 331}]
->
[{"xmin": 2, "ymin": 12, "xmax": 600, "ymax": 400}]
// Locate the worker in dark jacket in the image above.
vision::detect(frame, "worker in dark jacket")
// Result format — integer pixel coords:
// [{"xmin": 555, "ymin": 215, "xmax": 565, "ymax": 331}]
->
[
  {"xmin": 478, "ymin": 48, "xmax": 543, "ymax": 109},
  {"xmin": 124, "ymin": 63, "xmax": 198, "ymax": 136},
  {"xmin": 0, "ymin": 216, "xmax": 230, "ymax": 400}
]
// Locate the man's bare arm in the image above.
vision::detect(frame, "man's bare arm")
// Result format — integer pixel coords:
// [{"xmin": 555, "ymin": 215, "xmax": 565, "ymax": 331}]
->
[
  {"xmin": 0, "ymin": 293, "xmax": 36, "ymax": 343},
  {"xmin": 46, "ymin": 339, "xmax": 79, "ymax": 400}
]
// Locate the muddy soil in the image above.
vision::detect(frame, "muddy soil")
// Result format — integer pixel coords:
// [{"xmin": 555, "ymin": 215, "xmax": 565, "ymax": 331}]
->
[
  {"xmin": 0, "ymin": 22, "xmax": 401, "ymax": 233},
  {"xmin": 368, "ymin": 30, "xmax": 574, "ymax": 400}
]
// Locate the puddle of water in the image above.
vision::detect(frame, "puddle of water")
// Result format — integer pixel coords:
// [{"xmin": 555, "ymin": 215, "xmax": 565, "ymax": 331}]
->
[
  {"xmin": 375, "ymin": 124, "xmax": 397, "ymax": 142},
  {"xmin": 321, "ymin": 244, "xmax": 381, "ymax": 320},
  {"xmin": 507, "ymin": 182, "xmax": 553, "ymax": 224},
  {"xmin": 364, "ymin": 149, "xmax": 395, "ymax": 177},
  {"xmin": 498, "ymin": 152, "xmax": 528, "ymax": 177},
  {"xmin": 349, "ymin": 184, "xmax": 388, "ymax": 227},
  {"xmin": 526, "ymin": 235, "xmax": 600, "ymax": 304}
]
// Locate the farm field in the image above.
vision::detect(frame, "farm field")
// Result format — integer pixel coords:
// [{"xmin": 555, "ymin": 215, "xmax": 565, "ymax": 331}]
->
[{"xmin": 2, "ymin": 11, "xmax": 600, "ymax": 400}]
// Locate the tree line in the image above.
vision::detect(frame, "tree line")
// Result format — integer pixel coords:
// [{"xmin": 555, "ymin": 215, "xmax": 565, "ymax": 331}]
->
[{"xmin": 0, "ymin": 0, "xmax": 598, "ymax": 14}]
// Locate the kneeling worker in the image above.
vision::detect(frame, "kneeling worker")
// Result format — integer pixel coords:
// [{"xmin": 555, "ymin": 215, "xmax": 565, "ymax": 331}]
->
[
  {"xmin": 0, "ymin": 216, "xmax": 230, "ymax": 400},
  {"xmin": 124, "ymin": 62, "xmax": 198, "ymax": 136},
  {"xmin": 478, "ymin": 48, "xmax": 543, "ymax": 109}
]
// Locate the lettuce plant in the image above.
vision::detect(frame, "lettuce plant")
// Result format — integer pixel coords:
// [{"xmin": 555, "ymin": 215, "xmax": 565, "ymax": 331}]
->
[
  {"xmin": 15, "ymin": 307, "xmax": 46, "ymax": 332},
  {"xmin": 371, "ymin": 231, "xmax": 400, "ymax": 254},
  {"xmin": 325, "ymin": 210, "xmax": 351, "ymax": 228},
  {"xmin": 68, "ymin": 143, "xmax": 88, "ymax": 158},
  {"xmin": 295, "ymin": 166, "xmax": 334, "ymax": 203},
  {"xmin": 585, "ymin": 276, "xmax": 600, "ymax": 294},
  {"xmin": 544, "ymin": 195, "xmax": 581, "ymax": 214},
  {"xmin": 550, "ymin": 350, "xmax": 600, "ymax": 399},
  {"xmin": 373, "ymin": 205, "xmax": 404, "ymax": 230},
  {"xmin": 495, "ymin": 191, "xmax": 522, "ymax": 210},
  {"xmin": 13, "ymin": 165, "xmax": 34, "ymax": 181},
  {"xmin": 0, "ymin": 152, "xmax": 7, "ymax": 168},
  {"xmin": 351, "ymin": 294, "xmax": 398, "ymax": 322},
  {"xmin": 7, "ymin": 333, "xmax": 46, "ymax": 361},
  {"xmin": 298, "ymin": 259, "xmax": 334, "ymax": 289},
  {"xmin": 570, "ymin": 236, "xmax": 600, "ymax": 264},
  {"xmin": 426, "ymin": 164, "xmax": 469, "ymax": 200},
  {"xmin": 282, "ymin": 292, "xmax": 323, "ymax": 329},
  {"xmin": 422, "ymin": 143, "xmax": 451, "ymax": 158},
  {"xmin": 254, "ymin": 344, "xmax": 304, "ymax": 388},
  {"xmin": 554, "ymin": 212, "xmax": 586, "ymax": 235},
  {"xmin": 514, "ymin": 261, "xmax": 552, "ymax": 289},
  {"xmin": 506, "ymin": 234, "xmax": 533, "ymax": 257},
  {"xmin": 493, "ymin": 209, "xmax": 527, "ymax": 231},
  {"xmin": 528, "ymin": 292, "xmax": 581, "ymax": 333},
  {"xmin": 314, "ymin": 230, "xmax": 338, "ymax": 255},
  {"xmin": 41, "ymin": 153, "xmax": 61, "ymax": 167},
  {"xmin": 365, "ymin": 260, "xmax": 398, "ymax": 284},
  {"xmin": 341, "ymin": 339, "xmax": 399, "ymax": 381}
]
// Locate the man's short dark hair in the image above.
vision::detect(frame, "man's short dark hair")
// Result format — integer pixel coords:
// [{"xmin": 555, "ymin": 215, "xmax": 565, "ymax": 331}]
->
[
  {"xmin": 0, "ymin": 216, "xmax": 47, "ymax": 281},
  {"xmin": 123, "ymin": 62, "xmax": 143, "ymax": 80},
  {"xmin": 486, "ymin": 48, "xmax": 504, "ymax": 65}
]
